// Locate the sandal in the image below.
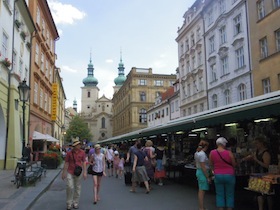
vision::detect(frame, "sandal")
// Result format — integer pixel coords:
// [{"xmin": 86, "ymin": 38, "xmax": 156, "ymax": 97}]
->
[{"xmin": 130, "ymin": 189, "xmax": 136, "ymax": 192}]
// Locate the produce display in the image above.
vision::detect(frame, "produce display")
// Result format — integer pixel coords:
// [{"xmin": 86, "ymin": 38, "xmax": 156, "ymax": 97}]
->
[{"xmin": 247, "ymin": 174, "xmax": 280, "ymax": 194}]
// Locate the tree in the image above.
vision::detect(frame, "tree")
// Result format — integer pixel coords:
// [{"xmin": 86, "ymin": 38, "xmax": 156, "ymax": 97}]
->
[{"xmin": 64, "ymin": 115, "xmax": 92, "ymax": 144}]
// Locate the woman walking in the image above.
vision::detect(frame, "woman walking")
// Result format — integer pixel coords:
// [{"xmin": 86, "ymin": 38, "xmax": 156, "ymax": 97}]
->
[
  {"xmin": 154, "ymin": 141, "xmax": 166, "ymax": 186},
  {"xmin": 89, "ymin": 144, "xmax": 106, "ymax": 204},
  {"xmin": 209, "ymin": 137, "xmax": 236, "ymax": 210},
  {"xmin": 195, "ymin": 140, "xmax": 210, "ymax": 210},
  {"xmin": 131, "ymin": 142, "xmax": 150, "ymax": 194}
]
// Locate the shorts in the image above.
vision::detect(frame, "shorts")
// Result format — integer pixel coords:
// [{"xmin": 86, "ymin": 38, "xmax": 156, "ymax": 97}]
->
[
  {"xmin": 196, "ymin": 168, "xmax": 209, "ymax": 191},
  {"xmin": 106, "ymin": 160, "xmax": 113, "ymax": 169},
  {"xmin": 92, "ymin": 171, "xmax": 103, "ymax": 176}
]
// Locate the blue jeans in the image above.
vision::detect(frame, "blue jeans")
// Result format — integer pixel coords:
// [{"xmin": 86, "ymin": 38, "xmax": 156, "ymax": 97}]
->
[{"xmin": 214, "ymin": 174, "xmax": 236, "ymax": 208}]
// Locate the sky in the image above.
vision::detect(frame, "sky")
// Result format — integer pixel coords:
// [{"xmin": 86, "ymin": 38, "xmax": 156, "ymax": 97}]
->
[{"xmin": 47, "ymin": 0, "xmax": 195, "ymax": 111}]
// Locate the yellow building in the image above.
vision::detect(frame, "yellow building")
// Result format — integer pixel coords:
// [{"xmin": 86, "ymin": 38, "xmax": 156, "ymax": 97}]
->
[
  {"xmin": 248, "ymin": 1, "xmax": 280, "ymax": 96},
  {"xmin": 112, "ymin": 67, "xmax": 176, "ymax": 136}
]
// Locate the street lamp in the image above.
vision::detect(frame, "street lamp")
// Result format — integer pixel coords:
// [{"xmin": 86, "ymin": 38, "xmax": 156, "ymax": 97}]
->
[{"xmin": 18, "ymin": 79, "xmax": 30, "ymax": 158}]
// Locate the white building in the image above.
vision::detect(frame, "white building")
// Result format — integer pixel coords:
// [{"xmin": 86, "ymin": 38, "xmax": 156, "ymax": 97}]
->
[
  {"xmin": 176, "ymin": 0, "xmax": 208, "ymax": 117},
  {"xmin": 204, "ymin": 0, "xmax": 252, "ymax": 109}
]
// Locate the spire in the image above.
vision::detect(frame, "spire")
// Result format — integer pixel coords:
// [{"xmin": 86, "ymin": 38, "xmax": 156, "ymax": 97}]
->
[
  {"xmin": 73, "ymin": 98, "xmax": 77, "ymax": 112},
  {"xmin": 114, "ymin": 49, "xmax": 126, "ymax": 86},
  {"xmin": 82, "ymin": 52, "xmax": 98, "ymax": 86}
]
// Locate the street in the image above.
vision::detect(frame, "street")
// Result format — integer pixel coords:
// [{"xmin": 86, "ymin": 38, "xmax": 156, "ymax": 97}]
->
[{"xmin": 29, "ymin": 172, "xmax": 218, "ymax": 210}]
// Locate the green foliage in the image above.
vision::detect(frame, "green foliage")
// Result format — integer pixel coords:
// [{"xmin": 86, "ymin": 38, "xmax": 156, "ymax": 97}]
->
[{"xmin": 64, "ymin": 115, "xmax": 92, "ymax": 143}]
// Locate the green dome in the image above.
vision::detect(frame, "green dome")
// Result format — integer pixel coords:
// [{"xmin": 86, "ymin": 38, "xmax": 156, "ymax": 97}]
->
[
  {"xmin": 114, "ymin": 75, "xmax": 126, "ymax": 86},
  {"xmin": 83, "ymin": 76, "xmax": 98, "ymax": 86}
]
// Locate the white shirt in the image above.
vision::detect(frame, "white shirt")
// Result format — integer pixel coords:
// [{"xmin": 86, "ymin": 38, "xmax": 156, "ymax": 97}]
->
[
  {"xmin": 195, "ymin": 150, "xmax": 209, "ymax": 169},
  {"xmin": 92, "ymin": 153, "xmax": 104, "ymax": 173}
]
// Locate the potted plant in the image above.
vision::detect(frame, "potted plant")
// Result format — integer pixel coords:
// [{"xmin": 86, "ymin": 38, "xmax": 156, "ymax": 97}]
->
[
  {"xmin": 1, "ymin": 58, "xmax": 12, "ymax": 68},
  {"xmin": 41, "ymin": 151, "xmax": 59, "ymax": 169}
]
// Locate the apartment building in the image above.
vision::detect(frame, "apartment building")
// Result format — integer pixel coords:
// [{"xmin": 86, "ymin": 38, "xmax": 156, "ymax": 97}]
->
[
  {"xmin": 112, "ymin": 67, "xmax": 176, "ymax": 136},
  {"xmin": 204, "ymin": 0, "xmax": 252, "ymax": 109},
  {"xmin": 248, "ymin": 0, "xmax": 280, "ymax": 96}
]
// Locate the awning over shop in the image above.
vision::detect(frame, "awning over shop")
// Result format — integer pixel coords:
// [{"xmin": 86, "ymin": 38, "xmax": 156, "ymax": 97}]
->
[
  {"xmin": 99, "ymin": 91, "xmax": 280, "ymax": 144},
  {"xmin": 33, "ymin": 131, "xmax": 47, "ymax": 140},
  {"xmin": 32, "ymin": 131, "xmax": 59, "ymax": 142}
]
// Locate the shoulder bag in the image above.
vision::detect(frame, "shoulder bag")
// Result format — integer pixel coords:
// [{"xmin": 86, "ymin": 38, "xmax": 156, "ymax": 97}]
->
[
  {"xmin": 216, "ymin": 149, "xmax": 232, "ymax": 166},
  {"xmin": 72, "ymin": 152, "xmax": 83, "ymax": 176}
]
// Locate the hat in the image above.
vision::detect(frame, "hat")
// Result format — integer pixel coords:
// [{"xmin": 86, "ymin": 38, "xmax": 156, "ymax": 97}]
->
[
  {"xmin": 114, "ymin": 151, "xmax": 119, "ymax": 155},
  {"xmin": 72, "ymin": 137, "xmax": 81, "ymax": 147},
  {"xmin": 94, "ymin": 144, "xmax": 101, "ymax": 149},
  {"xmin": 216, "ymin": 137, "xmax": 228, "ymax": 146}
]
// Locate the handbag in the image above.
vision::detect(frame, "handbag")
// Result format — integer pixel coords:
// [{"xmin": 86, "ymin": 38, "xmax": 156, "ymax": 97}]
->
[
  {"xmin": 87, "ymin": 165, "xmax": 93, "ymax": 175},
  {"xmin": 72, "ymin": 152, "xmax": 83, "ymax": 176}
]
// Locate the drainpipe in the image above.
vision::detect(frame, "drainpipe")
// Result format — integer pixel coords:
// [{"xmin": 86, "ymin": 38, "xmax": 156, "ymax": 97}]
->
[{"xmin": 4, "ymin": 0, "xmax": 19, "ymax": 170}]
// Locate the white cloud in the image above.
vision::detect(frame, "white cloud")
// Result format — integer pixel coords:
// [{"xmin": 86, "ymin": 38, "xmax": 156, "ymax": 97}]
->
[
  {"xmin": 61, "ymin": 65, "xmax": 78, "ymax": 73},
  {"xmin": 57, "ymin": 28, "xmax": 63, "ymax": 36},
  {"xmin": 48, "ymin": 0, "xmax": 86, "ymax": 25},
  {"xmin": 106, "ymin": 59, "xmax": 114, "ymax": 63}
]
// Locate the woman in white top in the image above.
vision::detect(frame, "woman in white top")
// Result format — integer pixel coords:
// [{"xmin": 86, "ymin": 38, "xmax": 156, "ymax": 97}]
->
[{"xmin": 89, "ymin": 144, "xmax": 106, "ymax": 204}]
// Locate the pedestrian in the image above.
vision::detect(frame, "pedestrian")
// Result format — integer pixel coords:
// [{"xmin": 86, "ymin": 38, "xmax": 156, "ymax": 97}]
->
[
  {"xmin": 131, "ymin": 142, "xmax": 150, "ymax": 194},
  {"xmin": 126, "ymin": 139, "xmax": 140, "ymax": 165},
  {"xmin": 62, "ymin": 137, "xmax": 87, "ymax": 210},
  {"xmin": 209, "ymin": 137, "xmax": 236, "ymax": 210},
  {"xmin": 105, "ymin": 144, "xmax": 114, "ymax": 177},
  {"xmin": 154, "ymin": 141, "xmax": 166, "ymax": 186},
  {"xmin": 194, "ymin": 140, "xmax": 210, "ymax": 210},
  {"xmin": 23, "ymin": 143, "xmax": 32, "ymax": 162},
  {"xmin": 89, "ymin": 144, "xmax": 106, "ymax": 204},
  {"xmin": 143, "ymin": 140, "xmax": 156, "ymax": 181},
  {"xmin": 113, "ymin": 150, "xmax": 120, "ymax": 178},
  {"xmin": 118, "ymin": 153, "xmax": 125, "ymax": 179}
]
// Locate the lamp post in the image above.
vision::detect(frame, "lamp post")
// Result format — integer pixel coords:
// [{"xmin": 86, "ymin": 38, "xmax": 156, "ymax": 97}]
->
[{"xmin": 18, "ymin": 79, "xmax": 30, "ymax": 159}]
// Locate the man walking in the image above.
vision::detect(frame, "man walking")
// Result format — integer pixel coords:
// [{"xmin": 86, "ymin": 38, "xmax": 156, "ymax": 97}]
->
[{"xmin": 62, "ymin": 137, "xmax": 87, "ymax": 210}]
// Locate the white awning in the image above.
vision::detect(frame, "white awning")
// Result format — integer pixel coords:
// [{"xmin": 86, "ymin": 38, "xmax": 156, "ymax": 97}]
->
[
  {"xmin": 46, "ymin": 134, "xmax": 59, "ymax": 142},
  {"xmin": 33, "ymin": 131, "xmax": 47, "ymax": 140}
]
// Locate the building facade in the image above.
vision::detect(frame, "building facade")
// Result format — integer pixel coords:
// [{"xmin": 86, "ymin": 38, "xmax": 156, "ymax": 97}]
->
[
  {"xmin": 27, "ymin": 0, "xmax": 60, "ymax": 158},
  {"xmin": 0, "ymin": 0, "xmax": 35, "ymax": 169},
  {"xmin": 204, "ymin": 0, "xmax": 252, "ymax": 109},
  {"xmin": 81, "ymin": 57, "xmax": 113, "ymax": 142},
  {"xmin": 176, "ymin": 0, "xmax": 208, "ymax": 117},
  {"xmin": 112, "ymin": 67, "xmax": 176, "ymax": 136},
  {"xmin": 248, "ymin": 0, "xmax": 280, "ymax": 96}
]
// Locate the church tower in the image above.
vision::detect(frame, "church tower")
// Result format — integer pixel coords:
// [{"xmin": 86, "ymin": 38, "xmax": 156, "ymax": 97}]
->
[
  {"xmin": 81, "ymin": 54, "xmax": 100, "ymax": 115},
  {"xmin": 113, "ymin": 51, "xmax": 126, "ymax": 93}
]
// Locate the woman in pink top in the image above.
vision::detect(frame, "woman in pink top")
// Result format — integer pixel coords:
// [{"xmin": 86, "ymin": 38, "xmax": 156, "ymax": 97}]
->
[{"xmin": 209, "ymin": 137, "xmax": 236, "ymax": 210}]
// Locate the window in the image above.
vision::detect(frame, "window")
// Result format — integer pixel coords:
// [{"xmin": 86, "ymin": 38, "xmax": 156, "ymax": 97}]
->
[
  {"xmin": 262, "ymin": 78, "xmax": 271, "ymax": 94},
  {"xmin": 212, "ymin": 94, "xmax": 218, "ymax": 108},
  {"xmin": 233, "ymin": 14, "xmax": 241, "ymax": 35},
  {"xmin": 175, "ymin": 100, "xmax": 179, "ymax": 111},
  {"xmin": 235, "ymin": 47, "xmax": 245, "ymax": 68},
  {"xmin": 34, "ymin": 82, "xmax": 38, "ymax": 104},
  {"xmin": 186, "ymin": 39, "xmax": 189, "ymax": 51},
  {"xmin": 40, "ymin": 53, "xmax": 44, "ymax": 71},
  {"xmin": 162, "ymin": 109, "xmax": 164, "ymax": 117},
  {"xmin": 171, "ymin": 102, "xmax": 174, "ymax": 113},
  {"xmin": 154, "ymin": 80, "xmax": 163, "ymax": 86},
  {"xmin": 2, "ymin": 33, "xmax": 8, "ymax": 58},
  {"xmin": 275, "ymin": 29, "xmax": 280, "ymax": 52},
  {"xmin": 44, "ymin": 94, "xmax": 48, "ymax": 111},
  {"xmin": 197, "ymin": 28, "xmax": 201, "ymax": 40},
  {"xmin": 260, "ymin": 37, "xmax": 268, "ymax": 58},
  {"xmin": 191, "ymin": 33, "xmax": 195, "ymax": 46},
  {"xmin": 224, "ymin": 89, "xmax": 230, "ymax": 105},
  {"xmin": 199, "ymin": 77, "xmax": 203, "ymax": 91},
  {"xmin": 200, "ymin": 103, "xmax": 204, "ymax": 112},
  {"xmin": 208, "ymin": 9, "xmax": 213, "ymax": 25},
  {"xmin": 35, "ymin": 43, "xmax": 39, "ymax": 64},
  {"xmin": 139, "ymin": 108, "xmax": 147, "ymax": 123},
  {"xmin": 187, "ymin": 84, "xmax": 191, "ymax": 96},
  {"xmin": 87, "ymin": 91, "xmax": 90, "ymax": 98},
  {"xmin": 198, "ymin": 51, "xmax": 202, "ymax": 66},
  {"xmin": 274, "ymin": 0, "xmax": 280, "ymax": 8},
  {"xmin": 40, "ymin": 88, "xmax": 43, "ymax": 108},
  {"xmin": 192, "ymin": 56, "xmax": 196, "ymax": 70},
  {"xmin": 257, "ymin": 0, "xmax": 265, "ymax": 20},
  {"xmin": 193, "ymin": 80, "xmax": 197, "ymax": 94},
  {"xmin": 45, "ymin": 60, "xmax": 49, "ymax": 78},
  {"xmin": 186, "ymin": 60, "xmax": 190, "ymax": 73},
  {"xmin": 220, "ymin": 26, "xmax": 227, "ymax": 44},
  {"xmin": 221, "ymin": 56, "xmax": 229, "ymax": 75},
  {"xmin": 219, "ymin": 0, "xmax": 226, "ymax": 14},
  {"xmin": 13, "ymin": 51, "xmax": 17, "ymax": 72},
  {"xmin": 188, "ymin": 107, "xmax": 192, "ymax": 115},
  {"xmin": 42, "ymin": 19, "xmax": 45, "ymax": 36},
  {"xmin": 210, "ymin": 63, "xmax": 217, "ymax": 81},
  {"xmin": 209, "ymin": 36, "xmax": 215, "ymax": 53},
  {"xmin": 194, "ymin": 105, "xmax": 197, "ymax": 114},
  {"xmin": 48, "ymin": 96, "xmax": 51, "ymax": 114},
  {"xmin": 36, "ymin": 7, "xmax": 40, "ymax": 24},
  {"xmin": 238, "ymin": 83, "xmax": 247, "ymax": 101},
  {"xmin": 140, "ymin": 92, "xmax": 146, "ymax": 102},
  {"xmin": 19, "ymin": 59, "xmax": 23, "ymax": 78},
  {"xmin": 138, "ymin": 79, "xmax": 146, "ymax": 86},
  {"xmin": 166, "ymin": 107, "xmax": 169, "ymax": 116},
  {"xmin": 101, "ymin": 117, "xmax": 106, "ymax": 128}
]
